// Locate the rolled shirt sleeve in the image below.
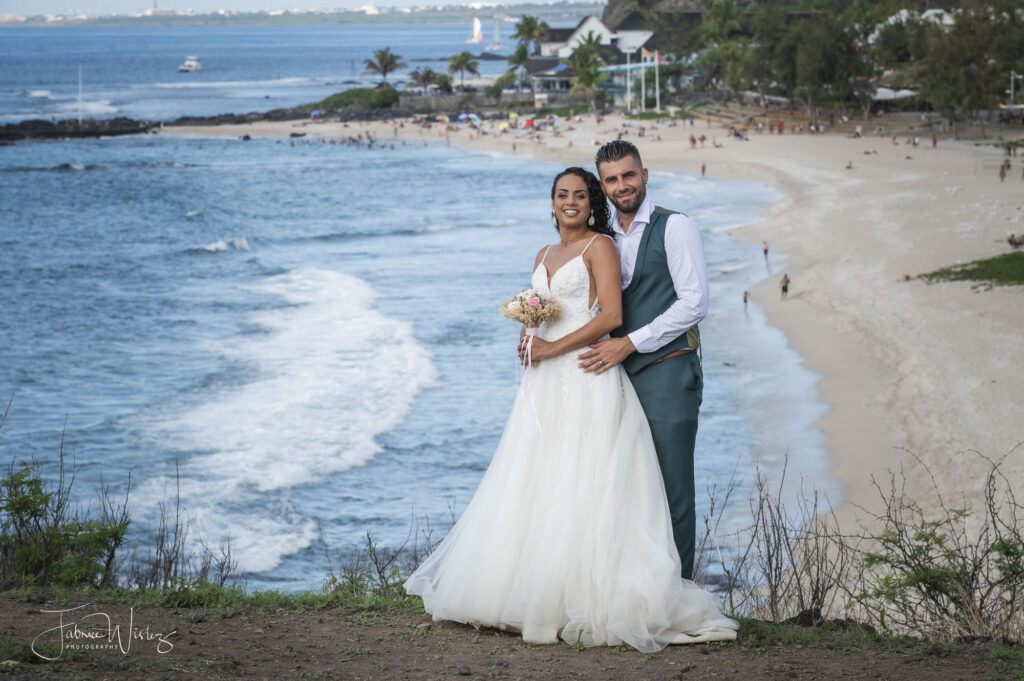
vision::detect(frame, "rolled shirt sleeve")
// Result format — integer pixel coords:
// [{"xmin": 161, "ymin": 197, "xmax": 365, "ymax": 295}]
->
[{"xmin": 626, "ymin": 213, "xmax": 709, "ymax": 354}]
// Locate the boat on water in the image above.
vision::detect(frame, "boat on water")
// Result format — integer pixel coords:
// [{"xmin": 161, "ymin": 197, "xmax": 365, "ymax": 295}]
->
[
  {"xmin": 486, "ymin": 19, "xmax": 505, "ymax": 51},
  {"xmin": 178, "ymin": 56, "xmax": 203, "ymax": 72},
  {"xmin": 465, "ymin": 17, "xmax": 483, "ymax": 44}
]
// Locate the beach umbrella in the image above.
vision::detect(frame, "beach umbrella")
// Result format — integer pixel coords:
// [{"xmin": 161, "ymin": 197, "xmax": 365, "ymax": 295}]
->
[{"xmin": 508, "ymin": 112, "xmax": 519, "ymax": 119}]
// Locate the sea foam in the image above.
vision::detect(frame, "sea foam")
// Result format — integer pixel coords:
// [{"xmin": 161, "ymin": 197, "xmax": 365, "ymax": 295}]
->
[{"xmin": 136, "ymin": 267, "xmax": 439, "ymax": 574}]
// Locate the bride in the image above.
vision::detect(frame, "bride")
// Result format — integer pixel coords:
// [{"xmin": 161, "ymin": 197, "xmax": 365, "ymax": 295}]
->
[{"xmin": 404, "ymin": 167, "xmax": 738, "ymax": 652}]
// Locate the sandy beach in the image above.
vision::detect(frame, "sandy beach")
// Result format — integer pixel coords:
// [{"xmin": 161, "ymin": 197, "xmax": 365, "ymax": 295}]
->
[{"xmin": 162, "ymin": 113, "xmax": 1024, "ymax": 529}]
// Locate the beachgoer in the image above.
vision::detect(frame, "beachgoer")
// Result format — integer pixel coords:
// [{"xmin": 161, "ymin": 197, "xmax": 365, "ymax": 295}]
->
[
  {"xmin": 743, "ymin": 290, "xmax": 749, "ymax": 305},
  {"xmin": 780, "ymin": 274, "xmax": 790, "ymax": 300},
  {"xmin": 763, "ymin": 241, "xmax": 769, "ymax": 265},
  {"xmin": 701, "ymin": 163, "xmax": 706, "ymax": 178},
  {"xmin": 404, "ymin": 164, "xmax": 738, "ymax": 651}
]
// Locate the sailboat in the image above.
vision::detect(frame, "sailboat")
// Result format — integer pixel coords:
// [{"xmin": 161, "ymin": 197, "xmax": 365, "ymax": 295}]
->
[
  {"xmin": 465, "ymin": 17, "xmax": 483, "ymax": 44},
  {"xmin": 486, "ymin": 18, "xmax": 505, "ymax": 51}
]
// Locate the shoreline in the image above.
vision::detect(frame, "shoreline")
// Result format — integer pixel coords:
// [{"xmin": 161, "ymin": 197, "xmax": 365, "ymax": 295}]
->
[{"xmin": 164, "ymin": 114, "xmax": 1023, "ymax": 531}]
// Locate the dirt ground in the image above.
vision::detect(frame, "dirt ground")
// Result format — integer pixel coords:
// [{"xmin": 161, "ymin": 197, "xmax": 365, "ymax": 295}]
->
[{"xmin": 0, "ymin": 596, "xmax": 1019, "ymax": 681}]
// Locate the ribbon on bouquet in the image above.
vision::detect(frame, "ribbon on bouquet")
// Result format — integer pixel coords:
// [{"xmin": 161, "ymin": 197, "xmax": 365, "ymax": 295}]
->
[{"xmin": 516, "ymin": 328, "xmax": 544, "ymax": 435}]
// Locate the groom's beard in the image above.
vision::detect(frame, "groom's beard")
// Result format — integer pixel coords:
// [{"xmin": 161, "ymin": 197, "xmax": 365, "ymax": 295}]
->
[{"xmin": 608, "ymin": 185, "xmax": 646, "ymax": 216}]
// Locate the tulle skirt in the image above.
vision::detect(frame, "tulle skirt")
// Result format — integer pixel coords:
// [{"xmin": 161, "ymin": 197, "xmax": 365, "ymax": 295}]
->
[{"xmin": 404, "ymin": 351, "xmax": 738, "ymax": 652}]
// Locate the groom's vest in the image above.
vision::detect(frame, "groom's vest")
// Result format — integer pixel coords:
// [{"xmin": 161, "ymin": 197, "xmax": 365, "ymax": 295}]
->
[{"xmin": 612, "ymin": 207, "xmax": 701, "ymax": 375}]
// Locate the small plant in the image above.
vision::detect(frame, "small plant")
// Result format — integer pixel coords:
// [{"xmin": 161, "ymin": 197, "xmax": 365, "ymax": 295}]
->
[
  {"xmin": 849, "ymin": 449, "xmax": 1024, "ymax": 643},
  {"xmin": 0, "ymin": 415, "xmax": 130, "ymax": 589}
]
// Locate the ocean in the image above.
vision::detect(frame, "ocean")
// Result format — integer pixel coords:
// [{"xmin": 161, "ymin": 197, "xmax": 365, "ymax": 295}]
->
[{"xmin": 0, "ymin": 24, "xmax": 831, "ymax": 592}]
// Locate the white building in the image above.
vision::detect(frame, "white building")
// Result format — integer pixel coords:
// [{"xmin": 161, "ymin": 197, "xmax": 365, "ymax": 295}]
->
[{"xmin": 537, "ymin": 15, "xmax": 651, "ymax": 60}]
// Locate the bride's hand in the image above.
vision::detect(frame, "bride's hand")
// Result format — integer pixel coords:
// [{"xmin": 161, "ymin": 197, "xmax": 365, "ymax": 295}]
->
[{"xmin": 519, "ymin": 336, "xmax": 556, "ymax": 365}]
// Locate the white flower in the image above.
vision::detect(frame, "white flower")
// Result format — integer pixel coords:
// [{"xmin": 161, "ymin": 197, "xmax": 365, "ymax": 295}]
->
[{"xmin": 507, "ymin": 300, "xmax": 522, "ymax": 314}]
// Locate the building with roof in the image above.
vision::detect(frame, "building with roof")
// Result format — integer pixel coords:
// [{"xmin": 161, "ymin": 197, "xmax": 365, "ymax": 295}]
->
[{"xmin": 525, "ymin": 14, "xmax": 657, "ymax": 106}]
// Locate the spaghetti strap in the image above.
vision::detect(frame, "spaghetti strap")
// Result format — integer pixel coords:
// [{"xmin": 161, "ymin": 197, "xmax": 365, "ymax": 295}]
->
[
  {"xmin": 540, "ymin": 245, "xmax": 552, "ymax": 263},
  {"xmin": 580, "ymin": 234, "xmax": 601, "ymax": 256}
]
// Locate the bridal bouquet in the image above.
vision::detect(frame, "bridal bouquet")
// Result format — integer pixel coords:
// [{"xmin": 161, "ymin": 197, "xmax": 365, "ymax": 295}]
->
[
  {"xmin": 500, "ymin": 288, "xmax": 561, "ymax": 332},
  {"xmin": 501, "ymin": 288, "xmax": 559, "ymax": 433}
]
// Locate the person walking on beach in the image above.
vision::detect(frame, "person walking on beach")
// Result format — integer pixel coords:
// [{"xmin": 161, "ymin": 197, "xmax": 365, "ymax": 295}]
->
[
  {"xmin": 780, "ymin": 273, "xmax": 790, "ymax": 300},
  {"xmin": 580, "ymin": 140, "xmax": 709, "ymax": 582},
  {"xmin": 763, "ymin": 241, "xmax": 769, "ymax": 265}
]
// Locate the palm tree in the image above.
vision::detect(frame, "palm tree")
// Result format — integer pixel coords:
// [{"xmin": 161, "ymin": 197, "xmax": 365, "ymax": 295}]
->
[
  {"xmin": 435, "ymin": 74, "xmax": 454, "ymax": 95},
  {"xmin": 702, "ymin": 0, "xmax": 739, "ymax": 46},
  {"xmin": 407, "ymin": 67, "xmax": 438, "ymax": 92},
  {"xmin": 447, "ymin": 51, "xmax": 480, "ymax": 88},
  {"xmin": 512, "ymin": 15, "xmax": 549, "ymax": 54},
  {"xmin": 569, "ymin": 33, "xmax": 605, "ymax": 111},
  {"xmin": 362, "ymin": 47, "xmax": 406, "ymax": 82},
  {"xmin": 506, "ymin": 43, "xmax": 530, "ymax": 92}
]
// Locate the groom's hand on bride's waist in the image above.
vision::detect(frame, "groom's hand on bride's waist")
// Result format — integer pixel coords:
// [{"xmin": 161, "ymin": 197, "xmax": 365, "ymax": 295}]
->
[{"xmin": 579, "ymin": 337, "xmax": 635, "ymax": 375}]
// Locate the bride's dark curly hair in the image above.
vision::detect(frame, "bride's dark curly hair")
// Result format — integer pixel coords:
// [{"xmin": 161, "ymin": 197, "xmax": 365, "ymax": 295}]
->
[{"xmin": 550, "ymin": 167, "xmax": 614, "ymax": 237}]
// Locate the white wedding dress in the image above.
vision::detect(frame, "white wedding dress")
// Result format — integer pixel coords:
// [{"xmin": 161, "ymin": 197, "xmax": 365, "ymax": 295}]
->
[{"xmin": 404, "ymin": 236, "xmax": 738, "ymax": 652}]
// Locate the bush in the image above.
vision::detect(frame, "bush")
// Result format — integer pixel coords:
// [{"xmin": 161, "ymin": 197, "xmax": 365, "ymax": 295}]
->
[
  {"xmin": 319, "ymin": 87, "xmax": 400, "ymax": 110},
  {"xmin": 485, "ymin": 73, "xmax": 516, "ymax": 100},
  {"xmin": 849, "ymin": 450, "xmax": 1024, "ymax": 643},
  {"xmin": 0, "ymin": 402, "xmax": 236, "ymax": 592},
  {"xmin": 0, "ymin": 430, "xmax": 130, "ymax": 589}
]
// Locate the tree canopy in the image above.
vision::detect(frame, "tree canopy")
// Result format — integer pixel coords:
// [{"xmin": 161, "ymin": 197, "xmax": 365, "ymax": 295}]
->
[{"xmin": 362, "ymin": 47, "xmax": 406, "ymax": 82}]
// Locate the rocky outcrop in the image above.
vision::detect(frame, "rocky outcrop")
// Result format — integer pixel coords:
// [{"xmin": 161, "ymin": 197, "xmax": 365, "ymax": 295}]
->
[{"xmin": 0, "ymin": 117, "xmax": 151, "ymax": 142}]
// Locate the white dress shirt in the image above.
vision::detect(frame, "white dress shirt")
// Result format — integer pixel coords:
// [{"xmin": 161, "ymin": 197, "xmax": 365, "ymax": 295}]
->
[{"xmin": 611, "ymin": 195, "xmax": 709, "ymax": 354}]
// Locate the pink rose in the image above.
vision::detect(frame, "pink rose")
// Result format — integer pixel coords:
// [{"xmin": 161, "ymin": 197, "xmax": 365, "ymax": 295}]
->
[{"xmin": 527, "ymin": 297, "xmax": 541, "ymax": 308}]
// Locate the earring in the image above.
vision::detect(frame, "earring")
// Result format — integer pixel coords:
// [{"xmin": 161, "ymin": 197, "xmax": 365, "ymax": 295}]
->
[
  {"xmin": 588, "ymin": 212, "xmax": 596, "ymax": 227},
  {"xmin": 552, "ymin": 212, "xmax": 558, "ymax": 228}
]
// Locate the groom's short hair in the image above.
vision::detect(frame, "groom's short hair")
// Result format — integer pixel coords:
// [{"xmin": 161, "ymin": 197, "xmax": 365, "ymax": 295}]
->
[{"xmin": 595, "ymin": 140, "xmax": 643, "ymax": 170}]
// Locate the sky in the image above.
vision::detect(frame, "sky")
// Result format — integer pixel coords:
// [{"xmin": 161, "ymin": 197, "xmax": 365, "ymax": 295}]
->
[{"xmin": 0, "ymin": 0, "xmax": 469, "ymax": 16}]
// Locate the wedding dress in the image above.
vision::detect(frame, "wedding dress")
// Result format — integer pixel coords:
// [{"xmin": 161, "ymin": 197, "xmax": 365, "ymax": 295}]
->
[{"xmin": 404, "ymin": 235, "xmax": 738, "ymax": 652}]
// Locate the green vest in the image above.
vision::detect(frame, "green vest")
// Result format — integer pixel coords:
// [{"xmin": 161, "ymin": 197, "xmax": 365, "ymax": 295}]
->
[{"xmin": 612, "ymin": 207, "xmax": 701, "ymax": 375}]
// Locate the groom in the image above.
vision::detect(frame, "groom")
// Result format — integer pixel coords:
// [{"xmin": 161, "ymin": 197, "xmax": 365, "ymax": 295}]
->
[{"xmin": 580, "ymin": 140, "xmax": 709, "ymax": 581}]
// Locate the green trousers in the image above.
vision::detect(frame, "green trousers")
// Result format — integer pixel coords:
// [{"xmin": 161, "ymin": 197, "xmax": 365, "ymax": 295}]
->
[{"xmin": 627, "ymin": 351, "xmax": 701, "ymax": 580}]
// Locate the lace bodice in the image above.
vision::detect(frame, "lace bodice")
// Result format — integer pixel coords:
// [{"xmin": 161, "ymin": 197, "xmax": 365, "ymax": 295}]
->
[{"xmin": 530, "ymin": 235, "xmax": 608, "ymax": 342}]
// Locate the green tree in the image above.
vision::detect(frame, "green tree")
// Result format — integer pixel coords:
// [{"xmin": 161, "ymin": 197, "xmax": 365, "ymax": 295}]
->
[
  {"xmin": 512, "ymin": 15, "xmax": 549, "ymax": 54},
  {"xmin": 630, "ymin": 0, "xmax": 663, "ymax": 28},
  {"xmin": 407, "ymin": 67, "xmax": 438, "ymax": 92},
  {"xmin": 486, "ymin": 72, "xmax": 517, "ymax": 99},
  {"xmin": 435, "ymin": 74, "xmax": 455, "ymax": 95},
  {"xmin": 702, "ymin": 0, "xmax": 740, "ymax": 46},
  {"xmin": 874, "ymin": 21, "xmax": 913, "ymax": 68},
  {"xmin": 917, "ymin": 2, "xmax": 1002, "ymax": 136},
  {"xmin": 506, "ymin": 43, "xmax": 530, "ymax": 92},
  {"xmin": 568, "ymin": 32, "xmax": 605, "ymax": 111},
  {"xmin": 362, "ymin": 47, "xmax": 406, "ymax": 82},
  {"xmin": 448, "ymin": 51, "xmax": 480, "ymax": 88}
]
